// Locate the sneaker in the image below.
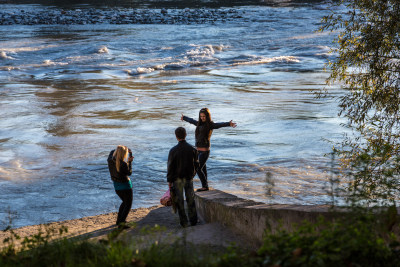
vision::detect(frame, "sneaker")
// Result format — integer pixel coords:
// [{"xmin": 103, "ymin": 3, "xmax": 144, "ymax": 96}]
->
[
  {"xmin": 196, "ymin": 187, "xmax": 209, "ymax": 192},
  {"xmin": 180, "ymin": 222, "xmax": 189, "ymax": 228}
]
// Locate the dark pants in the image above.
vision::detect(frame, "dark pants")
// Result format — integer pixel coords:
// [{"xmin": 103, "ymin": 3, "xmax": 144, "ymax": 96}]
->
[
  {"xmin": 172, "ymin": 178, "xmax": 197, "ymax": 227},
  {"xmin": 197, "ymin": 150, "xmax": 210, "ymax": 188},
  {"xmin": 115, "ymin": 189, "xmax": 133, "ymax": 225}
]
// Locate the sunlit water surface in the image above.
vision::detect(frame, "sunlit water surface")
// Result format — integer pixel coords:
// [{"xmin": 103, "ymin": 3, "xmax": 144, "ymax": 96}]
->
[{"xmin": 0, "ymin": 1, "xmax": 347, "ymax": 228}]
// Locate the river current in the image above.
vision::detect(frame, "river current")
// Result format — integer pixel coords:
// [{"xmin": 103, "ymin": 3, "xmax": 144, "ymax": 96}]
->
[{"xmin": 0, "ymin": 0, "xmax": 346, "ymax": 229}]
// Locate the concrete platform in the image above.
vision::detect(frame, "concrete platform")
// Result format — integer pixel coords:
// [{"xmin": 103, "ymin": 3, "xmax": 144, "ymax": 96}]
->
[{"xmin": 195, "ymin": 189, "xmax": 340, "ymax": 247}]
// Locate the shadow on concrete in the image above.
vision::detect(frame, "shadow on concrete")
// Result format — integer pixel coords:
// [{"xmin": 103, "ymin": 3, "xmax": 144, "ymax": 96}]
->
[{"xmin": 73, "ymin": 204, "xmax": 256, "ymax": 250}]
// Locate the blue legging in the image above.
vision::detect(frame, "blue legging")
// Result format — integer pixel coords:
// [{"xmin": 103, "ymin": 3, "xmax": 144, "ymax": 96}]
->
[{"xmin": 197, "ymin": 151, "xmax": 210, "ymax": 188}]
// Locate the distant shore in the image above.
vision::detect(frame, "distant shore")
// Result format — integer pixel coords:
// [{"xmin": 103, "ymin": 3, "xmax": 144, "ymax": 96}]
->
[{"xmin": 0, "ymin": 7, "xmax": 244, "ymax": 25}]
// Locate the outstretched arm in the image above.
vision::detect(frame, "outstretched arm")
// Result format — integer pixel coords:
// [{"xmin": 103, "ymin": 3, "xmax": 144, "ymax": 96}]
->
[
  {"xmin": 212, "ymin": 120, "xmax": 237, "ymax": 129},
  {"xmin": 181, "ymin": 114, "xmax": 198, "ymax": 126}
]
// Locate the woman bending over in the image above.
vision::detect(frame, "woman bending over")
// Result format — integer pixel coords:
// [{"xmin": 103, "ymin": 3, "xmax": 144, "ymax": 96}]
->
[{"xmin": 181, "ymin": 108, "xmax": 236, "ymax": 191}]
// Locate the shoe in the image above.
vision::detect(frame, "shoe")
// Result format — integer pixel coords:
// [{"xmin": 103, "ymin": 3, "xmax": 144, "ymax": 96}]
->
[
  {"xmin": 180, "ymin": 223, "xmax": 189, "ymax": 228},
  {"xmin": 117, "ymin": 223, "xmax": 130, "ymax": 230},
  {"xmin": 196, "ymin": 187, "xmax": 209, "ymax": 192}
]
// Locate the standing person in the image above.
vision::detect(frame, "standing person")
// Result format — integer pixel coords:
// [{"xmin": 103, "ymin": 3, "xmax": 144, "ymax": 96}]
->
[
  {"xmin": 181, "ymin": 108, "xmax": 237, "ymax": 191},
  {"xmin": 167, "ymin": 127, "xmax": 199, "ymax": 227},
  {"xmin": 107, "ymin": 145, "xmax": 134, "ymax": 229}
]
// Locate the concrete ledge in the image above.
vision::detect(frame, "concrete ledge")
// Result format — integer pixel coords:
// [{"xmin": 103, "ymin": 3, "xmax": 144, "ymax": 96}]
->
[{"xmin": 195, "ymin": 189, "xmax": 339, "ymax": 246}]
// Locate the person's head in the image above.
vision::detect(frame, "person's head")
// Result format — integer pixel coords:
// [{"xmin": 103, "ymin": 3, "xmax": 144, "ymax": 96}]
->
[
  {"xmin": 113, "ymin": 145, "xmax": 128, "ymax": 172},
  {"xmin": 175, "ymin": 127, "xmax": 187, "ymax": 141},
  {"xmin": 198, "ymin": 108, "xmax": 211, "ymax": 124}
]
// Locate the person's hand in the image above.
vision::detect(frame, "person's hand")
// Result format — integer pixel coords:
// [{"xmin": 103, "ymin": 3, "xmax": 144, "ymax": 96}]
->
[
  {"xmin": 128, "ymin": 148, "xmax": 134, "ymax": 162},
  {"xmin": 230, "ymin": 120, "xmax": 237, "ymax": 128},
  {"xmin": 181, "ymin": 114, "xmax": 184, "ymax": 121}
]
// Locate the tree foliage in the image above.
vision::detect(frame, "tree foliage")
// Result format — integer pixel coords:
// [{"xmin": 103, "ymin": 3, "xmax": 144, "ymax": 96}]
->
[{"xmin": 320, "ymin": 0, "xmax": 400, "ymax": 205}]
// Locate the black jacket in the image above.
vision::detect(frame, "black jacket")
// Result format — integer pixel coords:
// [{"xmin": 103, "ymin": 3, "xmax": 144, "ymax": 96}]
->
[
  {"xmin": 167, "ymin": 140, "xmax": 199, "ymax": 183},
  {"xmin": 107, "ymin": 150, "xmax": 132, "ymax": 183},
  {"xmin": 183, "ymin": 116, "xmax": 230, "ymax": 148}
]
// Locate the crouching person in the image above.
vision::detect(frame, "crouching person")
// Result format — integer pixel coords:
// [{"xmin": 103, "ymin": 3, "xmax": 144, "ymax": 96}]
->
[{"xmin": 167, "ymin": 127, "xmax": 199, "ymax": 227}]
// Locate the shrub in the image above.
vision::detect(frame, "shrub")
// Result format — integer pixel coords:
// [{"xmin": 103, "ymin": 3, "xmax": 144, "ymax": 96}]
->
[{"xmin": 258, "ymin": 215, "xmax": 400, "ymax": 267}]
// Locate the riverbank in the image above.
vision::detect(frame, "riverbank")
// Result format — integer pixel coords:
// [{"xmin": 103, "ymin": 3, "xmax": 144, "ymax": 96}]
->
[
  {"xmin": 0, "ymin": 201, "xmax": 255, "ymax": 250},
  {"xmin": 0, "ymin": 189, "xmax": 362, "ymax": 250},
  {"xmin": 2, "ymin": 190, "xmax": 399, "ymax": 265}
]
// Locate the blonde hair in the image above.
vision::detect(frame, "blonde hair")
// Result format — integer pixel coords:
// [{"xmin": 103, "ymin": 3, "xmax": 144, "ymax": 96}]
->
[{"xmin": 113, "ymin": 145, "xmax": 128, "ymax": 172}]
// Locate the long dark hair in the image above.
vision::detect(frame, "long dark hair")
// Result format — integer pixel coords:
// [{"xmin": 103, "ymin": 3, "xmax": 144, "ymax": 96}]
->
[{"xmin": 195, "ymin": 108, "xmax": 212, "ymax": 136}]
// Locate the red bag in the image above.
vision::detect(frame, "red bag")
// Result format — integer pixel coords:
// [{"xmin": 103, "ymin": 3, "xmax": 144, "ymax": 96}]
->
[{"xmin": 160, "ymin": 188, "xmax": 172, "ymax": 206}]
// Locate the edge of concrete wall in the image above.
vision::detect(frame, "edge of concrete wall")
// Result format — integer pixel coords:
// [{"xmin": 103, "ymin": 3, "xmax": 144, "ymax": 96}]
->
[{"xmin": 194, "ymin": 189, "xmax": 343, "ymax": 247}]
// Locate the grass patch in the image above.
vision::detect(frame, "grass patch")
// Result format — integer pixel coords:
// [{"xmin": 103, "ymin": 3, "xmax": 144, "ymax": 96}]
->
[{"xmin": 1, "ymin": 213, "xmax": 399, "ymax": 266}]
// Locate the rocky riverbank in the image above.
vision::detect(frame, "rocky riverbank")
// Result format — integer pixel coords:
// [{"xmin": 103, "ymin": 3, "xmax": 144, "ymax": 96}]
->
[{"xmin": 0, "ymin": 7, "xmax": 244, "ymax": 25}]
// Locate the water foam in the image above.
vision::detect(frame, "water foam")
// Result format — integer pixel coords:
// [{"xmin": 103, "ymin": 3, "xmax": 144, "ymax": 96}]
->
[
  {"xmin": 97, "ymin": 46, "xmax": 109, "ymax": 54},
  {"xmin": 43, "ymin": 60, "xmax": 56, "ymax": 66},
  {"xmin": 125, "ymin": 67, "xmax": 156, "ymax": 76},
  {"xmin": 136, "ymin": 67, "xmax": 155, "ymax": 74},
  {"xmin": 212, "ymin": 44, "xmax": 229, "ymax": 51},
  {"xmin": 186, "ymin": 44, "xmax": 215, "ymax": 58},
  {"xmin": 232, "ymin": 55, "xmax": 300, "ymax": 66},
  {"xmin": 125, "ymin": 44, "xmax": 223, "ymax": 76},
  {"xmin": 185, "ymin": 44, "xmax": 220, "ymax": 65},
  {"xmin": 0, "ymin": 44, "xmax": 58, "ymax": 53},
  {"xmin": 0, "ymin": 51, "xmax": 14, "ymax": 59}
]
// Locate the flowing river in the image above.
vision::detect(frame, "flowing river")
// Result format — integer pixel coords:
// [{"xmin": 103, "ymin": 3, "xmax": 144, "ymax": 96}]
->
[{"xmin": 0, "ymin": 0, "xmax": 346, "ymax": 229}]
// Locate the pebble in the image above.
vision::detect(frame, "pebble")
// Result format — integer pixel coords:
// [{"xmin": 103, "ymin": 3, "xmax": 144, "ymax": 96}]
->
[{"xmin": 0, "ymin": 8, "xmax": 243, "ymax": 25}]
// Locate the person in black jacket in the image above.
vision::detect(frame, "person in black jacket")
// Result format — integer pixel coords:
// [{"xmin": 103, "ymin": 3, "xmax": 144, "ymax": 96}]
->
[
  {"xmin": 181, "ymin": 108, "xmax": 236, "ymax": 191},
  {"xmin": 107, "ymin": 145, "xmax": 134, "ymax": 229},
  {"xmin": 167, "ymin": 127, "xmax": 199, "ymax": 227}
]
